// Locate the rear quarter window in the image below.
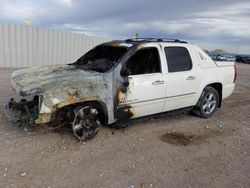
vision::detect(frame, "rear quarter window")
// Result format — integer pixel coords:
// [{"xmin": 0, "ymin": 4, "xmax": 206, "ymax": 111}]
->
[{"xmin": 164, "ymin": 47, "xmax": 192, "ymax": 72}]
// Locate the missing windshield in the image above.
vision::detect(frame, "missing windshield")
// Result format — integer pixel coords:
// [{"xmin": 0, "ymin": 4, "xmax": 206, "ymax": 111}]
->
[{"xmin": 74, "ymin": 45, "xmax": 128, "ymax": 73}]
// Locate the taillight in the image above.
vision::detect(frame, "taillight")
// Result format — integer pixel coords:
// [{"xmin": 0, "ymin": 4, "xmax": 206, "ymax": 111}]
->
[{"xmin": 233, "ymin": 64, "xmax": 237, "ymax": 83}]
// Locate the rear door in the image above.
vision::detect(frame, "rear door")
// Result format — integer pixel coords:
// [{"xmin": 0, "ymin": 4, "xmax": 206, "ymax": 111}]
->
[{"xmin": 161, "ymin": 44, "xmax": 201, "ymax": 111}]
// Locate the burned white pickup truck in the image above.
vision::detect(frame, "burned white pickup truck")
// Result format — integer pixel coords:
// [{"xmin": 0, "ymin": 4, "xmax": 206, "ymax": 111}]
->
[{"xmin": 4, "ymin": 38, "xmax": 236, "ymax": 141}]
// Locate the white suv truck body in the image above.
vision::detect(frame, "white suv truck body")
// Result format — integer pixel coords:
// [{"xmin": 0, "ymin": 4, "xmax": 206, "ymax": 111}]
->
[
  {"xmin": 5, "ymin": 38, "xmax": 236, "ymax": 140},
  {"xmin": 120, "ymin": 42, "xmax": 235, "ymax": 118}
]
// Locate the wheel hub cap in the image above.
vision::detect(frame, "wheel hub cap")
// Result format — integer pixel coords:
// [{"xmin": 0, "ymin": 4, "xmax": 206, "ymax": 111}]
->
[{"xmin": 202, "ymin": 93, "xmax": 217, "ymax": 114}]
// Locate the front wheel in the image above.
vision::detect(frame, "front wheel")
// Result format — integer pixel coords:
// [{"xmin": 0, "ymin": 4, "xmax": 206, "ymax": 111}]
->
[
  {"xmin": 192, "ymin": 86, "xmax": 219, "ymax": 118},
  {"xmin": 72, "ymin": 106, "xmax": 101, "ymax": 141}
]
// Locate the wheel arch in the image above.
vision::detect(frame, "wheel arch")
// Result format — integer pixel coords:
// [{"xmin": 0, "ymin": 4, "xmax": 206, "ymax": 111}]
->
[
  {"xmin": 204, "ymin": 82, "xmax": 222, "ymax": 108},
  {"xmin": 54, "ymin": 100, "xmax": 109, "ymax": 125},
  {"xmin": 192, "ymin": 82, "xmax": 222, "ymax": 118}
]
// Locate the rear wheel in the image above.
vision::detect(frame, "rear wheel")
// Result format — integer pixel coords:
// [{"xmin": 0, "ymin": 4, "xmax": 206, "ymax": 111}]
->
[
  {"xmin": 192, "ymin": 86, "xmax": 219, "ymax": 118},
  {"xmin": 72, "ymin": 106, "xmax": 101, "ymax": 141}
]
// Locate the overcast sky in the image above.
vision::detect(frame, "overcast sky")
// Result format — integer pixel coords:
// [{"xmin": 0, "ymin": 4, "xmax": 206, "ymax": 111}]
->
[{"xmin": 0, "ymin": 0, "xmax": 249, "ymax": 54}]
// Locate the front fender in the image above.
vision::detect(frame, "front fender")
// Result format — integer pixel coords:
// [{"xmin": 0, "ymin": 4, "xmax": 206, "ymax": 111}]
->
[{"xmin": 36, "ymin": 93, "xmax": 113, "ymax": 124}]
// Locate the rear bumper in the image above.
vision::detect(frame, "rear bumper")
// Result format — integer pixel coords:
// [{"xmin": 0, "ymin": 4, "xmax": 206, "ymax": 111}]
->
[{"xmin": 222, "ymin": 83, "xmax": 235, "ymax": 99}]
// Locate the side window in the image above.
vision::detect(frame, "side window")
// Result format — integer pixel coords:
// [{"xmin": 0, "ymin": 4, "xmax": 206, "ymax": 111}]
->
[
  {"xmin": 164, "ymin": 47, "xmax": 192, "ymax": 72},
  {"xmin": 123, "ymin": 47, "xmax": 161, "ymax": 75}
]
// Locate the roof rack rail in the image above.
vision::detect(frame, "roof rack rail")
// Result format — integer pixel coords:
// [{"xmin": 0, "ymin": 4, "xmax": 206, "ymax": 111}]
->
[{"xmin": 125, "ymin": 38, "xmax": 187, "ymax": 43}]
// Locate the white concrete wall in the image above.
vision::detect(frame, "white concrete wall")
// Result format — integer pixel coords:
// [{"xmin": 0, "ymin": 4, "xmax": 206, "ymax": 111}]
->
[{"xmin": 0, "ymin": 23, "xmax": 111, "ymax": 67}]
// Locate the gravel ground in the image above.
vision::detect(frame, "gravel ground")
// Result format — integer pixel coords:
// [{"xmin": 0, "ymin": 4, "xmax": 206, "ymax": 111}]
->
[{"xmin": 0, "ymin": 63, "xmax": 250, "ymax": 188}]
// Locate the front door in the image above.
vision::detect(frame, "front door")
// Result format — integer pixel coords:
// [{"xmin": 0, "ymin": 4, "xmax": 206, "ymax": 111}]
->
[{"xmin": 118, "ymin": 45, "xmax": 166, "ymax": 118}]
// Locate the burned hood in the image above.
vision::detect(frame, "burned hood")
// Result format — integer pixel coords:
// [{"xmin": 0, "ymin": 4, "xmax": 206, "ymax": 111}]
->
[{"xmin": 11, "ymin": 64, "xmax": 102, "ymax": 96}]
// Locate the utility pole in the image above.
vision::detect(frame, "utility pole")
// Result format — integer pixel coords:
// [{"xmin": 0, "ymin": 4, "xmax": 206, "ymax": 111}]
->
[{"xmin": 133, "ymin": 33, "xmax": 139, "ymax": 39}]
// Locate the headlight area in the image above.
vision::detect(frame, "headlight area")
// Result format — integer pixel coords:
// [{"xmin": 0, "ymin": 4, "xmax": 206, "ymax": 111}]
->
[{"xmin": 4, "ymin": 95, "xmax": 41, "ymax": 126}]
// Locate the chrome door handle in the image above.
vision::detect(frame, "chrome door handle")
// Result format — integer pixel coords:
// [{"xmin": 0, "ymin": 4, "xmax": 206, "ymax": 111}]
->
[
  {"xmin": 152, "ymin": 80, "xmax": 165, "ymax": 85},
  {"xmin": 186, "ymin": 76, "xmax": 196, "ymax": 80}
]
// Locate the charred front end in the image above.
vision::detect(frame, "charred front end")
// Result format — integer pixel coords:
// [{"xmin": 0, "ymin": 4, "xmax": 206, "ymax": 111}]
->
[
  {"xmin": 4, "ymin": 96, "xmax": 40, "ymax": 126},
  {"xmin": 4, "ymin": 64, "xmax": 114, "ymax": 130}
]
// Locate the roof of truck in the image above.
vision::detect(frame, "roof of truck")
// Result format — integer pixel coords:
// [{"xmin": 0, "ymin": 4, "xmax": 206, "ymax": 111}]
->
[
  {"xmin": 103, "ymin": 38, "xmax": 188, "ymax": 49},
  {"xmin": 124, "ymin": 38, "xmax": 187, "ymax": 43}
]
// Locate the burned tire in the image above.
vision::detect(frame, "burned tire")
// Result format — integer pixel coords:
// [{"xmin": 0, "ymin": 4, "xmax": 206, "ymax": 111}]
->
[
  {"xmin": 192, "ymin": 86, "xmax": 219, "ymax": 118},
  {"xmin": 72, "ymin": 106, "xmax": 101, "ymax": 141}
]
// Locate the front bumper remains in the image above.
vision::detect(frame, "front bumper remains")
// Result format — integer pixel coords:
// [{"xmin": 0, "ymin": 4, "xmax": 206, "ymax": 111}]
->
[{"xmin": 4, "ymin": 97, "xmax": 39, "ymax": 126}]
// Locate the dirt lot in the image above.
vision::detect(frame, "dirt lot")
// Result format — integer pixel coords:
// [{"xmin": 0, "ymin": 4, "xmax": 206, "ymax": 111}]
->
[{"xmin": 0, "ymin": 63, "xmax": 249, "ymax": 188}]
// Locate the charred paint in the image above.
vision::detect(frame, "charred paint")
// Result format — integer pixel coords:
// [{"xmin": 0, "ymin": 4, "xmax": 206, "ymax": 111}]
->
[
  {"xmin": 115, "ymin": 106, "xmax": 134, "ymax": 121},
  {"xmin": 114, "ymin": 75, "xmax": 135, "ymax": 122},
  {"xmin": 8, "ymin": 40, "xmax": 143, "ymax": 126},
  {"xmin": 9, "ymin": 63, "xmax": 113, "ymax": 124},
  {"xmin": 35, "ymin": 113, "xmax": 52, "ymax": 124}
]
